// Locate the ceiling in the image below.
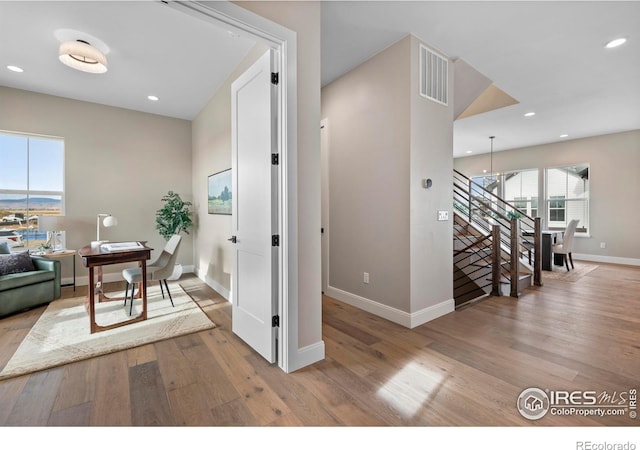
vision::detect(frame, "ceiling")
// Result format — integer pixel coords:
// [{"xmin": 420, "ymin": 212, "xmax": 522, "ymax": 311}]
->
[
  {"xmin": 1, "ymin": 1, "xmax": 639, "ymax": 158},
  {"xmin": 0, "ymin": 1, "xmax": 255, "ymax": 120}
]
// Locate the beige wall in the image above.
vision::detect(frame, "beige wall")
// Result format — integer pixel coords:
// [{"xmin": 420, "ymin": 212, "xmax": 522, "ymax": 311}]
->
[
  {"xmin": 321, "ymin": 34, "xmax": 455, "ymax": 326},
  {"xmin": 192, "ymin": 44, "xmax": 267, "ymax": 298},
  {"xmin": 235, "ymin": 2, "xmax": 323, "ymax": 353},
  {"xmin": 321, "ymin": 36, "xmax": 412, "ymax": 312},
  {"xmin": 409, "ymin": 36, "xmax": 454, "ymax": 316},
  {"xmin": 454, "ymin": 130, "xmax": 640, "ymax": 262},
  {"xmin": 0, "ymin": 86, "xmax": 193, "ymax": 283}
]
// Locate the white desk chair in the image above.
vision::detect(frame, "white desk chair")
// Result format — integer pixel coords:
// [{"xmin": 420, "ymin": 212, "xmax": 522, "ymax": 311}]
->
[{"xmin": 122, "ymin": 234, "xmax": 182, "ymax": 314}]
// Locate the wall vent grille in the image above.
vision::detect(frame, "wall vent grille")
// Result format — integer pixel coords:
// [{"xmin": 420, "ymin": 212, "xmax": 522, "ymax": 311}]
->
[{"xmin": 420, "ymin": 44, "xmax": 448, "ymax": 106}]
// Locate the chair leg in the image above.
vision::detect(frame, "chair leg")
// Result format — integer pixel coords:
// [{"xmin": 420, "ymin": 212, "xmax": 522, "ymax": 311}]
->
[
  {"xmin": 159, "ymin": 280, "xmax": 165, "ymax": 299},
  {"xmin": 163, "ymin": 279, "xmax": 174, "ymax": 307},
  {"xmin": 564, "ymin": 254, "xmax": 570, "ymax": 271},
  {"xmin": 129, "ymin": 283, "xmax": 135, "ymax": 315},
  {"xmin": 124, "ymin": 282, "xmax": 129, "ymax": 305},
  {"xmin": 569, "ymin": 252, "xmax": 575, "ymax": 269}
]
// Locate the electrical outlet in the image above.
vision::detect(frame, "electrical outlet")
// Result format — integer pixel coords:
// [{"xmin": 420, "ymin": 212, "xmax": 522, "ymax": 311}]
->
[
  {"xmin": 600, "ymin": 242, "xmax": 606, "ymax": 249},
  {"xmin": 438, "ymin": 210, "xmax": 449, "ymax": 221},
  {"xmin": 363, "ymin": 272, "xmax": 369, "ymax": 284}
]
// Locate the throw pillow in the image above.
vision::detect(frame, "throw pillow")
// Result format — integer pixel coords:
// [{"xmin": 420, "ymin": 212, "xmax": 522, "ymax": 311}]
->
[
  {"xmin": 0, "ymin": 241, "xmax": 11, "ymax": 254},
  {"xmin": 0, "ymin": 252, "xmax": 36, "ymax": 276}
]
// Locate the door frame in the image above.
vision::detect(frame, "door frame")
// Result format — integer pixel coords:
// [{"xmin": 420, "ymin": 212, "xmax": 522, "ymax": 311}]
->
[{"xmin": 167, "ymin": 1, "xmax": 297, "ymax": 372}]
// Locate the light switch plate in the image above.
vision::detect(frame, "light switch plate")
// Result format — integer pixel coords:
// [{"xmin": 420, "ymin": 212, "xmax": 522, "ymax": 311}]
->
[{"xmin": 438, "ymin": 210, "xmax": 449, "ymax": 221}]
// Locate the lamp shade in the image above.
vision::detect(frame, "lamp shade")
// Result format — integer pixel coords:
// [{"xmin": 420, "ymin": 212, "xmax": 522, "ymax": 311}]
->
[
  {"xmin": 38, "ymin": 215, "xmax": 66, "ymax": 232},
  {"xmin": 59, "ymin": 40, "xmax": 108, "ymax": 74},
  {"xmin": 103, "ymin": 215, "xmax": 118, "ymax": 227}
]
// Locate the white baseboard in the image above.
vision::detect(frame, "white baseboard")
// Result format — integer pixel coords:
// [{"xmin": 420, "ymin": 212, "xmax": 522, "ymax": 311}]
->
[
  {"xmin": 287, "ymin": 340, "xmax": 325, "ymax": 373},
  {"xmin": 325, "ymin": 285, "xmax": 454, "ymax": 329},
  {"xmin": 195, "ymin": 268, "xmax": 231, "ymax": 301},
  {"xmin": 573, "ymin": 253, "xmax": 640, "ymax": 267},
  {"xmin": 409, "ymin": 298, "xmax": 455, "ymax": 328}
]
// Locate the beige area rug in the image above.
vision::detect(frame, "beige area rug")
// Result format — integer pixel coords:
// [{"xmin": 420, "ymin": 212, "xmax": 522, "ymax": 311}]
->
[
  {"xmin": 543, "ymin": 262, "xmax": 599, "ymax": 282},
  {"xmin": 0, "ymin": 283, "xmax": 215, "ymax": 381}
]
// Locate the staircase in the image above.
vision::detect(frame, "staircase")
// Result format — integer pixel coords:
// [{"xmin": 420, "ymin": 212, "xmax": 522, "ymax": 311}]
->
[{"xmin": 453, "ymin": 170, "xmax": 542, "ymax": 307}]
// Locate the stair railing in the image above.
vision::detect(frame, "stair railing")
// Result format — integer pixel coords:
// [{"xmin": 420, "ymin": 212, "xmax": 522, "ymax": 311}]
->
[{"xmin": 453, "ymin": 169, "xmax": 542, "ymax": 294}]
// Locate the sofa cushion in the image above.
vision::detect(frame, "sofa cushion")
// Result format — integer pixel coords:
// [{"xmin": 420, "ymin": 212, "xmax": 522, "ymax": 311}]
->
[
  {"xmin": 0, "ymin": 241, "xmax": 11, "ymax": 254},
  {"xmin": 0, "ymin": 252, "xmax": 36, "ymax": 276},
  {"xmin": 0, "ymin": 270, "xmax": 55, "ymax": 292}
]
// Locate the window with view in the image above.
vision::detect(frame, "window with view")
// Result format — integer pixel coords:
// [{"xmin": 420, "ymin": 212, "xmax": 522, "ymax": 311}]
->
[
  {"xmin": 0, "ymin": 132, "xmax": 65, "ymax": 250},
  {"xmin": 503, "ymin": 169, "xmax": 539, "ymax": 218},
  {"xmin": 545, "ymin": 164, "xmax": 589, "ymax": 233}
]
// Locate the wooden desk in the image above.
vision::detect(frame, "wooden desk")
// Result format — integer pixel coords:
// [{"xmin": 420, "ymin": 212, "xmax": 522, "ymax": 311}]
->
[{"xmin": 78, "ymin": 243, "xmax": 152, "ymax": 334}]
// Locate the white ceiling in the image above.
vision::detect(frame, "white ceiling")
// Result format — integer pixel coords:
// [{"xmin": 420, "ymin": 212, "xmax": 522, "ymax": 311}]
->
[
  {"xmin": 1, "ymin": 1, "xmax": 638, "ymax": 158},
  {"xmin": 321, "ymin": 1, "xmax": 640, "ymax": 157},
  {"xmin": 0, "ymin": 1, "xmax": 255, "ymax": 120}
]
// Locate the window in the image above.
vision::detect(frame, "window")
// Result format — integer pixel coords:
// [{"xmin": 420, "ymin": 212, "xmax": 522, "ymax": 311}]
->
[
  {"xmin": 503, "ymin": 169, "xmax": 539, "ymax": 218},
  {"xmin": 545, "ymin": 164, "xmax": 589, "ymax": 232},
  {"xmin": 0, "ymin": 132, "xmax": 64, "ymax": 250}
]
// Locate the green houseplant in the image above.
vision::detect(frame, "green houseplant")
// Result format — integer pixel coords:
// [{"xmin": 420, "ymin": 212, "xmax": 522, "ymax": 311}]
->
[{"xmin": 155, "ymin": 191, "xmax": 193, "ymax": 241}]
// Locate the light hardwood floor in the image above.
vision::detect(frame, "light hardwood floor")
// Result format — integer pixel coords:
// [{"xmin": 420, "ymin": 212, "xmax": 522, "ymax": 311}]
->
[{"xmin": 0, "ymin": 262, "xmax": 638, "ymax": 426}]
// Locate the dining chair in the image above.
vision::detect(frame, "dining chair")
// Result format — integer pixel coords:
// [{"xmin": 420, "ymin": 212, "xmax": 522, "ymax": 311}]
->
[
  {"xmin": 552, "ymin": 219, "xmax": 579, "ymax": 271},
  {"xmin": 122, "ymin": 234, "xmax": 182, "ymax": 314}
]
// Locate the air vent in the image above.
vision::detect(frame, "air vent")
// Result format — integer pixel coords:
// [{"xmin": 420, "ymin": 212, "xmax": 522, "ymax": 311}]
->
[{"xmin": 420, "ymin": 44, "xmax": 448, "ymax": 106}]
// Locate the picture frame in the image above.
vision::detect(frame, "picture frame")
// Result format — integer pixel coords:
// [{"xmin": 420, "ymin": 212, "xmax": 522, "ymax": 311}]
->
[{"xmin": 208, "ymin": 169, "xmax": 232, "ymax": 215}]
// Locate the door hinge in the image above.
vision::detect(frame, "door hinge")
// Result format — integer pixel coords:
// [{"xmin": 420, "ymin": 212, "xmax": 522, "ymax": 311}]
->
[
  {"xmin": 272, "ymin": 315, "xmax": 280, "ymax": 327},
  {"xmin": 271, "ymin": 153, "xmax": 279, "ymax": 165},
  {"xmin": 271, "ymin": 72, "xmax": 279, "ymax": 85},
  {"xmin": 272, "ymin": 235, "xmax": 280, "ymax": 247}
]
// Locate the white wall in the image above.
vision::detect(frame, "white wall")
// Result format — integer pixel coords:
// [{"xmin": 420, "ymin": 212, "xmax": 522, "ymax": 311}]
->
[
  {"xmin": 454, "ymin": 130, "xmax": 640, "ymax": 264},
  {"xmin": 409, "ymin": 36, "xmax": 454, "ymax": 323},
  {"xmin": 0, "ymin": 86, "xmax": 193, "ymax": 285}
]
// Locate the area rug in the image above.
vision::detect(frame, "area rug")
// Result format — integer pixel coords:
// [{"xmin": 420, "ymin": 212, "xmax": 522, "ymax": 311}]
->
[
  {"xmin": 0, "ymin": 283, "xmax": 215, "ymax": 381},
  {"xmin": 542, "ymin": 262, "xmax": 599, "ymax": 282}
]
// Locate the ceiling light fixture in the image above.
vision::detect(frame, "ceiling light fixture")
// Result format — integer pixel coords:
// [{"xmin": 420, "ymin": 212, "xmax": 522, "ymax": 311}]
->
[
  {"xmin": 560, "ymin": 134, "xmax": 569, "ymax": 138},
  {"xmin": 59, "ymin": 40, "xmax": 107, "ymax": 74},
  {"xmin": 605, "ymin": 38, "xmax": 627, "ymax": 49},
  {"xmin": 524, "ymin": 112, "xmax": 536, "ymax": 117},
  {"xmin": 7, "ymin": 65, "xmax": 24, "ymax": 73},
  {"xmin": 148, "ymin": 95, "xmax": 159, "ymax": 101},
  {"xmin": 466, "ymin": 150, "xmax": 473, "ymax": 154}
]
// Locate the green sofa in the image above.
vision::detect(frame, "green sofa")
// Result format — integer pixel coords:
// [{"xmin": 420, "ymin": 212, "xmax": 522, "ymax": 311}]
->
[{"xmin": 0, "ymin": 255, "xmax": 61, "ymax": 318}]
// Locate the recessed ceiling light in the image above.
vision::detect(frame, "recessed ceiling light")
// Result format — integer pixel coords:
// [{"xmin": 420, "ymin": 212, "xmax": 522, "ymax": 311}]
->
[
  {"xmin": 605, "ymin": 38, "xmax": 627, "ymax": 49},
  {"xmin": 147, "ymin": 95, "xmax": 159, "ymax": 101},
  {"xmin": 466, "ymin": 150, "xmax": 473, "ymax": 154},
  {"xmin": 560, "ymin": 134, "xmax": 569, "ymax": 138},
  {"xmin": 483, "ymin": 169, "xmax": 487, "ymax": 173},
  {"xmin": 227, "ymin": 30, "xmax": 240, "ymax": 39},
  {"xmin": 524, "ymin": 112, "xmax": 536, "ymax": 117},
  {"xmin": 7, "ymin": 65, "xmax": 24, "ymax": 73}
]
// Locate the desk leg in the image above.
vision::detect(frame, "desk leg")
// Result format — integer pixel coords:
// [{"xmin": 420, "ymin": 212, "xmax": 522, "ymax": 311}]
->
[
  {"xmin": 73, "ymin": 255, "xmax": 76, "ymax": 292},
  {"xmin": 542, "ymin": 234, "xmax": 552, "ymax": 271},
  {"xmin": 89, "ymin": 266, "xmax": 97, "ymax": 334},
  {"xmin": 141, "ymin": 259, "xmax": 148, "ymax": 321}
]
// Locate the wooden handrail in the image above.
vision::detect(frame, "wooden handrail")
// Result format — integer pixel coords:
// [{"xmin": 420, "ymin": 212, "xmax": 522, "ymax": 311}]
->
[{"xmin": 454, "ymin": 234, "xmax": 492, "ymax": 256}]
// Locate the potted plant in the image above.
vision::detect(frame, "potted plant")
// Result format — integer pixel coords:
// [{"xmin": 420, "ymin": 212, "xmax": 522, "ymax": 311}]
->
[{"xmin": 155, "ymin": 191, "xmax": 193, "ymax": 279}]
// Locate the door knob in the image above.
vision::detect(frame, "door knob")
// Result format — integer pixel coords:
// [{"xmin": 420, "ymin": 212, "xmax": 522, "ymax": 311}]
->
[{"xmin": 228, "ymin": 236, "xmax": 237, "ymax": 243}]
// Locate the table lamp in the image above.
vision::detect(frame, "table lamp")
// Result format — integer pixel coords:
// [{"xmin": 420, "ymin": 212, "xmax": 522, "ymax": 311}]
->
[
  {"xmin": 92, "ymin": 213, "xmax": 118, "ymax": 248},
  {"xmin": 38, "ymin": 215, "xmax": 66, "ymax": 251}
]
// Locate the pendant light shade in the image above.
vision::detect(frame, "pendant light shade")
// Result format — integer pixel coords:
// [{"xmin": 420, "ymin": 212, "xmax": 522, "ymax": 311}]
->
[{"xmin": 59, "ymin": 40, "xmax": 108, "ymax": 74}]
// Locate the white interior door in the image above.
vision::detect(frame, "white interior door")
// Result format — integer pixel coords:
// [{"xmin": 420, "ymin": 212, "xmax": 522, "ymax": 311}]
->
[
  {"xmin": 320, "ymin": 119, "xmax": 329, "ymax": 294},
  {"xmin": 231, "ymin": 49, "xmax": 278, "ymax": 363}
]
